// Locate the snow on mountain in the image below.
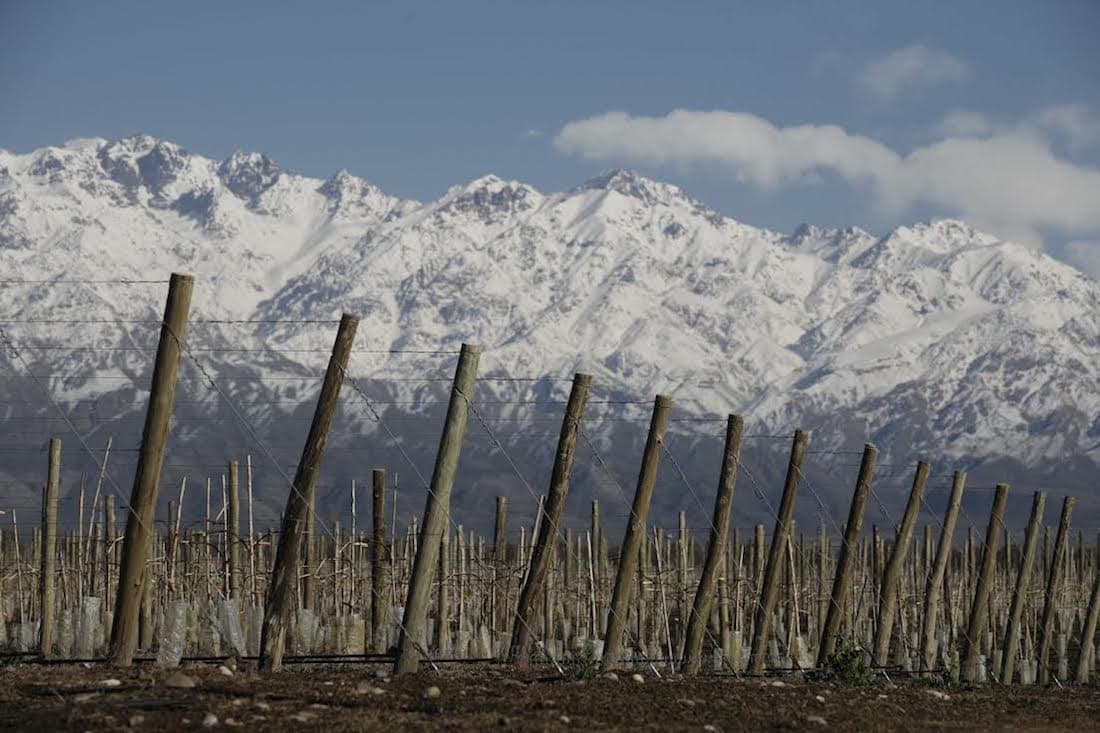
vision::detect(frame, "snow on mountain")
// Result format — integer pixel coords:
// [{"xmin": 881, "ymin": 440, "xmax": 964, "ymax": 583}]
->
[{"xmin": 1, "ymin": 135, "xmax": 1097, "ymax": 529}]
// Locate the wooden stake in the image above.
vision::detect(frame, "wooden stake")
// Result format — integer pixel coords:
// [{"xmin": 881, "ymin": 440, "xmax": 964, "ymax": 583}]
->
[
  {"xmin": 818, "ymin": 442, "xmax": 877, "ymax": 665},
  {"xmin": 919, "ymin": 470, "xmax": 966, "ymax": 673},
  {"xmin": 600, "ymin": 394, "xmax": 671, "ymax": 671},
  {"xmin": 371, "ymin": 468, "xmax": 387, "ymax": 653},
  {"xmin": 748, "ymin": 429, "xmax": 808, "ymax": 675},
  {"xmin": 259, "ymin": 312, "xmax": 358, "ymax": 672},
  {"xmin": 872, "ymin": 460, "xmax": 930, "ymax": 667},
  {"xmin": 681, "ymin": 414, "xmax": 744, "ymax": 675},
  {"xmin": 510, "ymin": 372, "xmax": 591, "ymax": 666},
  {"xmin": 38, "ymin": 437, "xmax": 60, "ymax": 659},
  {"xmin": 962, "ymin": 483, "xmax": 1008, "ymax": 682},
  {"xmin": 1037, "ymin": 495, "xmax": 1074, "ymax": 685},
  {"xmin": 394, "ymin": 343, "xmax": 480, "ymax": 675},
  {"xmin": 1002, "ymin": 490, "xmax": 1045, "ymax": 683},
  {"xmin": 108, "ymin": 272, "xmax": 193, "ymax": 667}
]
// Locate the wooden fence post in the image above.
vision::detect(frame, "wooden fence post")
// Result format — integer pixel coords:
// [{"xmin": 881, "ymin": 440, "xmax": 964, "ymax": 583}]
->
[
  {"xmin": 227, "ymin": 460, "xmax": 242, "ymax": 601},
  {"xmin": 919, "ymin": 470, "xmax": 966, "ymax": 673},
  {"xmin": 962, "ymin": 483, "xmax": 1008, "ymax": 682},
  {"xmin": 259, "ymin": 312, "xmax": 358, "ymax": 672},
  {"xmin": 1002, "ymin": 490, "xmax": 1045, "ymax": 683},
  {"xmin": 108, "ymin": 272, "xmax": 193, "ymax": 666},
  {"xmin": 38, "ymin": 437, "xmax": 60, "ymax": 658},
  {"xmin": 1037, "ymin": 495, "xmax": 1074, "ymax": 685},
  {"xmin": 371, "ymin": 468, "xmax": 387, "ymax": 653},
  {"xmin": 510, "ymin": 373, "xmax": 591, "ymax": 666},
  {"xmin": 817, "ymin": 443, "xmax": 877, "ymax": 665},
  {"xmin": 871, "ymin": 460, "xmax": 930, "ymax": 667},
  {"xmin": 681, "ymin": 414, "xmax": 744, "ymax": 675},
  {"xmin": 748, "ymin": 429, "xmax": 809, "ymax": 674},
  {"xmin": 394, "ymin": 343, "xmax": 480, "ymax": 675},
  {"xmin": 1076, "ymin": 551, "xmax": 1100, "ymax": 683},
  {"xmin": 600, "ymin": 395, "xmax": 672, "ymax": 671}
]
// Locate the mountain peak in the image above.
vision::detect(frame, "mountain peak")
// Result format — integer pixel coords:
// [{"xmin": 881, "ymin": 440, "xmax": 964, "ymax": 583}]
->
[
  {"xmin": 435, "ymin": 174, "xmax": 541, "ymax": 221},
  {"xmin": 578, "ymin": 168, "xmax": 687, "ymax": 207},
  {"xmin": 219, "ymin": 150, "xmax": 282, "ymax": 201}
]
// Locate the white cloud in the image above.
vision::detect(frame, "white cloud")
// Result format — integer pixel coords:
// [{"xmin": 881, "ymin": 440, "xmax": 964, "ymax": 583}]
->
[
  {"xmin": 1065, "ymin": 241, "xmax": 1100, "ymax": 278},
  {"xmin": 859, "ymin": 44, "xmax": 971, "ymax": 99},
  {"xmin": 1033, "ymin": 104, "xmax": 1100, "ymax": 148},
  {"xmin": 934, "ymin": 105, "xmax": 1100, "ymax": 148},
  {"xmin": 934, "ymin": 110, "xmax": 994, "ymax": 138},
  {"xmin": 554, "ymin": 109, "xmax": 1100, "ymax": 248}
]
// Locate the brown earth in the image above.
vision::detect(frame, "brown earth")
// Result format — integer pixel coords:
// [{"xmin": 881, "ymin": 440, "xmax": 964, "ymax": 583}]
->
[{"xmin": 0, "ymin": 662, "xmax": 1098, "ymax": 731}]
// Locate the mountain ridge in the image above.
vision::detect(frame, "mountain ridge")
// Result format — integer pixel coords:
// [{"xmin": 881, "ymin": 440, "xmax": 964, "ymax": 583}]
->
[{"xmin": 1, "ymin": 134, "xmax": 1097, "ymax": 530}]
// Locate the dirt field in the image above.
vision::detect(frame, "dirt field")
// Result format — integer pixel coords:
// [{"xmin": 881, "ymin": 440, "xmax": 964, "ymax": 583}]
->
[{"xmin": 1, "ymin": 662, "xmax": 1098, "ymax": 731}]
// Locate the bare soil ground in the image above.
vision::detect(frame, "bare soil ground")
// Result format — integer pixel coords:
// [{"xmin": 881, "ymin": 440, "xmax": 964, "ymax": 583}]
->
[{"xmin": 1, "ymin": 662, "xmax": 1098, "ymax": 731}]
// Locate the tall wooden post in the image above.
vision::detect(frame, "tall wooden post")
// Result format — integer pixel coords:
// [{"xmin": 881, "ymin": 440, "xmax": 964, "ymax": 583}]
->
[
  {"xmin": 962, "ymin": 483, "xmax": 1008, "ymax": 682},
  {"xmin": 492, "ymin": 495, "xmax": 508, "ymax": 643},
  {"xmin": 748, "ymin": 429, "xmax": 809, "ymax": 674},
  {"xmin": 1002, "ymin": 490, "xmax": 1045, "ymax": 683},
  {"xmin": 817, "ymin": 443, "xmax": 877, "ymax": 665},
  {"xmin": 681, "ymin": 414, "xmax": 744, "ymax": 675},
  {"xmin": 108, "ymin": 272, "xmax": 194, "ymax": 666},
  {"xmin": 259, "ymin": 313, "xmax": 359, "ymax": 672},
  {"xmin": 227, "ymin": 460, "xmax": 242, "ymax": 601},
  {"xmin": 1075, "ymin": 552, "xmax": 1100, "ymax": 683},
  {"xmin": 38, "ymin": 437, "xmax": 61, "ymax": 658},
  {"xmin": 371, "ymin": 468, "xmax": 387, "ymax": 653},
  {"xmin": 1037, "ymin": 495, "xmax": 1074, "ymax": 685},
  {"xmin": 394, "ymin": 343, "xmax": 480, "ymax": 675},
  {"xmin": 871, "ymin": 460, "xmax": 930, "ymax": 666},
  {"xmin": 510, "ymin": 373, "xmax": 591, "ymax": 666},
  {"xmin": 600, "ymin": 395, "xmax": 672, "ymax": 671},
  {"xmin": 919, "ymin": 471, "xmax": 966, "ymax": 673},
  {"xmin": 104, "ymin": 494, "xmax": 116, "ymax": 616}
]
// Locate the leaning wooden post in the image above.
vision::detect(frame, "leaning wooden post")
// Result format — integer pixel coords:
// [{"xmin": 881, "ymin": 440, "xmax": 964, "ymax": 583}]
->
[
  {"xmin": 259, "ymin": 313, "xmax": 358, "ymax": 672},
  {"xmin": 227, "ymin": 460, "xmax": 242, "ymax": 602},
  {"xmin": 38, "ymin": 437, "xmax": 61, "ymax": 659},
  {"xmin": 509, "ymin": 373, "xmax": 591, "ymax": 667},
  {"xmin": 108, "ymin": 272, "xmax": 193, "ymax": 667},
  {"xmin": 681, "ymin": 414, "xmax": 744, "ymax": 675},
  {"xmin": 747, "ymin": 430, "xmax": 809, "ymax": 674},
  {"xmin": 394, "ymin": 343, "xmax": 480, "ymax": 675},
  {"xmin": 600, "ymin": 394, "xmax": 672, "ymax": 671},
  {"xmin": 962, "ymin": 483, "xmax": 1009, "ymax": 682},
  {"xmin": 370, "ymin": 468, "xmax": 387, "ymax": 653},
  {"xmin": 1037, "ymin": 495, "xmax": 1074, "ymax": 685},
  {"xmin": 919, "ymin": 470, "xmax": 966, "ymax": 673},
  {"xmin": 871, "ymin": 460, "xmax": 930, "ymax": 667},
  {"xmin": 817, "ymin": 442, "xmax": 877, "ymax": 665},
  {"xmin": 1001, "ymin": 490, "xmax": 1045, "ymax": 683},
  {"xmin": 1075, "ymin": 551, "xmax": 1100, "ymax": 683}
]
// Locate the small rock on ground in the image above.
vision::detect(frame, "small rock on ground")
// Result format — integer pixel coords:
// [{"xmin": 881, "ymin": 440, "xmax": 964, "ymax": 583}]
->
[{"xmin": 164, "ymin": 672, "xmax": 197, "ymax": 689}]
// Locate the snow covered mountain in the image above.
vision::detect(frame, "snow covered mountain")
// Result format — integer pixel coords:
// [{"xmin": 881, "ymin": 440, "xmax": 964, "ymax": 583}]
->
[{"xmin": 1, "ymin": 135, "xmax": 1097, "ymax": 532}]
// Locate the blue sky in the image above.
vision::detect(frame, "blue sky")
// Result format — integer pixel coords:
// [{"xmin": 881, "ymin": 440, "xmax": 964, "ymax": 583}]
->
[{"xmin": 2, "ymin": 1, "xmax": 1098, "ymax": 270}]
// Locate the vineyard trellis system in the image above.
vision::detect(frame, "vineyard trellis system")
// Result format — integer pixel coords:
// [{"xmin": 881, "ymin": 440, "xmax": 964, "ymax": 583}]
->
[{"xmin": 0, "ymin": 273, "xmax": 1097, "ymax": 685}]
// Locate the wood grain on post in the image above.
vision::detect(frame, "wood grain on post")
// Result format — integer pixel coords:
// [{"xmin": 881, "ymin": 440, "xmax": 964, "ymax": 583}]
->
[
  {"xmin": 259, "ymin": 312, "xmax": 358, "ymax": 672},
  {"xmin": 38, "ymin": 437, "xmax": 61, "ymax": 658},
  {"xmin": 748, "ymin": 429, "xmax": 809, "ymax": 674},
  {"xmin": 919, "ymin": 470, "xmax": 966, "ymax": 673},
  {"xmin": 108, "ymin": 272, "xmax": 193, "ymax": 666},
  {"xmin": 817, "ymin": 443, "xmax": 877, "ymax": 665},
  {"xmin": 510, "ymin": 373, "xmax": 591, "ymax": 667},
  {"xmin": 1002, "ymin": 490, "xmax": 1045, "ymax": 683},
  {"xmin": 681, "ymin": 414, "xmax": 744, "ymax": 675},
  {"xmin": 600, "ymin": 394, "xmax": 672, "ymax": 671},
  {"xmin": 871, "ymin": 460, "xmax": 930, "ymax": 667},
  {"xmin": 371, "ymin": 468, "xmax": 387, "ymax": 653},
  {"xmin": 1037, "ymin": 495, "xmax": 1074, "ymax": 685},
  {"xmin": 962, "ymin": 483, "xmax": 1008, "ymax": 682},
  {"xmin": 394, "ymin": 343, "xmax": 480, "ymax": 675}
]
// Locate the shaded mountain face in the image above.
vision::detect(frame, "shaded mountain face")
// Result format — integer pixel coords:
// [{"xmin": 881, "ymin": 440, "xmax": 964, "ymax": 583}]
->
[{"xmin": 1, "ymin": 135, "xmax": 1097, "ymax": 534}]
